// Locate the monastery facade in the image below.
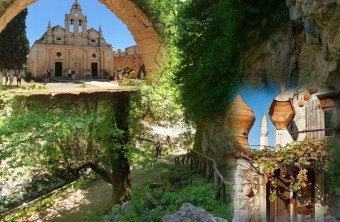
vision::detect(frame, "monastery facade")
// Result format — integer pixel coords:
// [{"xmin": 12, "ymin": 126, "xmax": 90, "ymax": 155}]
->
[{"xmin": 27, "ymin": 0, "xmax": 113, "ymax": 79}]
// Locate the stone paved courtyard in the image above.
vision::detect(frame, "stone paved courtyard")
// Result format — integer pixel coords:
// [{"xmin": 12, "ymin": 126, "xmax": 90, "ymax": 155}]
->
[{"xmin": 1, "ymin": 79, "xmax": 138, "ymax": 95}]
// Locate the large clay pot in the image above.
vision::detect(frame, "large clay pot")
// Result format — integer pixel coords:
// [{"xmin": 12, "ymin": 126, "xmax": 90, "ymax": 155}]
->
[
  {"xmin": 228, "ymin": 95, "xmax": 255, "ymax": 151},
  {"xmin": 269, "ymin": 99, "xmax": 295, "ymax": 130}
]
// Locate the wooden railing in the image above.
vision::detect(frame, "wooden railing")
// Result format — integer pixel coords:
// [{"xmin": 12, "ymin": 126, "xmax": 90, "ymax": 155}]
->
[{"xmin": 174, "ymin": 150, "xmax": 233, "ymax": 203}]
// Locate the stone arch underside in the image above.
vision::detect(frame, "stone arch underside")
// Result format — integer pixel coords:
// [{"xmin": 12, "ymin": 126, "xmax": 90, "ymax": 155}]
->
[{"xmin": 0, "ymin": 0, "xmax": 164, "ymax": 75}]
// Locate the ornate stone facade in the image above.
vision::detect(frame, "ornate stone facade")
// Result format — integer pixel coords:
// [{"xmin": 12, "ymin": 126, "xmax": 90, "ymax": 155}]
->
[{"xmin": 27, "ymin": 0, "xmax": 113, "ymax": 79}]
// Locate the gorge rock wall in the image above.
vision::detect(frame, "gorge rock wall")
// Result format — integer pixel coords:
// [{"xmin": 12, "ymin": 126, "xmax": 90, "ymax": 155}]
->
[{"xmin": 244, "ymin": 0, "xmax": 340, "ymax": 89}]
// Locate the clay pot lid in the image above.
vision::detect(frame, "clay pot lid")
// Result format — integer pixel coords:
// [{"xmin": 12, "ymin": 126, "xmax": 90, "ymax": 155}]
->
[{"xmin": 309, "ymin": 88, "xmax": 318, "ymax": 94}]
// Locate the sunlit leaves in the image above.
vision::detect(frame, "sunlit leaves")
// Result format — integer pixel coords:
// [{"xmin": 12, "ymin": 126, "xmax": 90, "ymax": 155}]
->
[{"xmin": 0, "ymin": 95, "xmax": 132, "ymax": 181}]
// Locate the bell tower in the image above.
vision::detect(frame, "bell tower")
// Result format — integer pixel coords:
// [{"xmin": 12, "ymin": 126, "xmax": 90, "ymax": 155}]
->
[{"xmin": 65, "ymin": 0, "xmax": 88, "ymax": 44}]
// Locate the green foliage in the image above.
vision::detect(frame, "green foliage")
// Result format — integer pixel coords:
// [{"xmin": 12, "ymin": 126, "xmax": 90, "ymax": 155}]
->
[
  {"xmin": 85, "ymin": 208, "xmax": 106, "ymax": 222},
  {"xmin": 172, "ymin": 0, "xmax": 241, "ymax": 121},
  {"xmin": 0, "ymin": 8, "xmax": 30, "ymax": 70},
  {"xmin": 0, "ymin": 94, "xmax": 131, "ymax": 190},
  {"xmin": 133, "ymin": 0, "xmax": 183, "ymax": 38},
  {"xmin": 324, "ymin": 139, "xmax": 340, "ymax": 195},
  {"xmin": 125, "ymin": 144, "xmax": 157, "ymax": 168},
  {"xmin": 20, "ymin": 80, "xmax": 47, "ymax": 90},
  {"xmin": 242, "ymin": 0, "xmax": 289, "ymax": 43},
  {"xmin": 244, "ymin": 138, "xmax": 330, "ymax": 201},
  {"xmin": 106, "ymin": 165, "xmax": 232, "ymax": 222},
  {"xmin": 132, "ymin": 0, "xmax": 289, "ymax": 122}
]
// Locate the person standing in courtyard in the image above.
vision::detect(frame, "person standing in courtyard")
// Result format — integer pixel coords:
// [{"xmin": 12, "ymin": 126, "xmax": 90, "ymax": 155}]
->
[
  {"xmin": 47, "ymin": 69, "xmax": 52, "ymax": 83},
  {"xmin": 68, "ymin": 68, "xmax": 72, "ymax": 80},
  {"xmin": 8, "ymin": 69, "xmax": 14, "ymax": 85},
  {"xmin": 16, "ymin": 69, "xmax": 22, "ymax": 86},
  {"xmin": 43, "ymin": 69, "xmax": 48, "ymax": 85}
]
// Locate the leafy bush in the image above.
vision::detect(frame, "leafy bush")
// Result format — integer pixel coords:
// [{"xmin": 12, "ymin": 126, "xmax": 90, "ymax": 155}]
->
[
  {"xmin": 324, "ymin": 139, "xmax": 340, "ymax": 196},
  {"xmin": 105, "ymin": 165, "xmax": 233, "ymax": 222}
]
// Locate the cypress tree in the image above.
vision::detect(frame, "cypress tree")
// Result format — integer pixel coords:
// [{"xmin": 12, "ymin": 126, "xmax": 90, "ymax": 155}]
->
[{"xmin": 0, "ymin": 9, "xmax": 30, "ymax": 88}]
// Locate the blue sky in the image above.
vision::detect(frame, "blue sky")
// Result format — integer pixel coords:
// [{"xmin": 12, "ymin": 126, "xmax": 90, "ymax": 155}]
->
[
  {"xmin": 239, "ymin": 87, "xmax": 281, "ymax": 148},
  {"xmin": 26, "ymin": 0, "xmax": 136, "ymax": 50}
]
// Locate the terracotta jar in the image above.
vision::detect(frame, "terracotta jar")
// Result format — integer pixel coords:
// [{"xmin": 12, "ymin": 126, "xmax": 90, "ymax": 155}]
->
[
  {"xmin": 243, "ymin": 185, "xmax": 252, "ymax": 196},
  {"xmin": 304, "ymin": 93, "xmax": 311, "ymax": 101},
  {"xmin": 228, "ymin": 95, "xmax": 255, "ymax": 151},
  {"xmin": 298, "ymin": 100, "xmax": 304, "ymax": 107},
  {"xmin": 309, "ymin": 88, "xmax": 318, "ymax": 94},
  {"xmin": 269, "ymin": 99, "xmax": 295, "ymax": 129}
]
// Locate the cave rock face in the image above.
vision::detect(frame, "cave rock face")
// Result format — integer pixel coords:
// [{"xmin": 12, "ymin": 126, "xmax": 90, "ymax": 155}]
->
[{"xmin": 244, "ymin": 1, "xmax": 340, "ymax": 89}]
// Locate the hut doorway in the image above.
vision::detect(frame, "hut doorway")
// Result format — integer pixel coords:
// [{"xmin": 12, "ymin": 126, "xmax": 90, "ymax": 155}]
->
[{"xmin": 267, "ymin": 168, "xmax": 317, "ymax": 222}]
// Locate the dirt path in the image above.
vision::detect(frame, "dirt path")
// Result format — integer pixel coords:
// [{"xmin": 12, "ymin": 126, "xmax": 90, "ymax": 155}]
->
[
  {"xmin": 23, "ymin": 179, "xmax": 112, "ymax": 222},
  {"xmin": 21, "ymin": 148, "xmax": 187, "ymax": 222}
]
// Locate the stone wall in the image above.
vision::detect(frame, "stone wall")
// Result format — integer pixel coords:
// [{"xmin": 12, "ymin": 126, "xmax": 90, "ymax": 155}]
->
[
  {"xmin": 113, "ymin": 45, "xmax": 144, "ymax": 74},
  {"xmin": 231, "ymin": 159, "xmax": 265, "ymax": 222}
]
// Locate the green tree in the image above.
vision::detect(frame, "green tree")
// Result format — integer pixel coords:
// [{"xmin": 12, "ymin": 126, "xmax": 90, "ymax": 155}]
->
[
  {"xmin": 173, "ymin": 0, "xmax": 243, "ymax": 121},
  {"xmin": 0, "ymin": 9, "xmax": 29, "ymax": 70},
  {"xmin": 0, "ymin": 9, "xmax": 30, "ymax": 89},
  {"xmin": 0, "ymin": 93, "xmax": 132, "ymax": 205}
]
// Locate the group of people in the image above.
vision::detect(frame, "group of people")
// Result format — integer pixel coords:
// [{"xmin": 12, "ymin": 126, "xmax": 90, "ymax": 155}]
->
[
  {"xmin": 155, "ymin": 136, "xmax": 174, "ymax": 158},
  {"xmin": 4, "ymin": 69, "xmax": 22, "ymax": 86},
  {"xmin": 117, "ymin": 67, "xmax": 132, "ymax": 79},
  {"xmin": 115, "ymin": 65, "xmax": 146, "ymax": 80}
]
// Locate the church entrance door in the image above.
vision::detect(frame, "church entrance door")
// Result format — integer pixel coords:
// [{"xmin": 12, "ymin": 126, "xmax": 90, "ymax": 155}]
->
[
  {"xmin": 55, "ymin": 62, "xmax": 63, "ymax": 77},
  {"xmin": 75, "ymin": 62, "xmax": 81, "ymax": 78},
  {"xmin": 91, "ymin": 62, "xmax": 98, "ymax": 78}
]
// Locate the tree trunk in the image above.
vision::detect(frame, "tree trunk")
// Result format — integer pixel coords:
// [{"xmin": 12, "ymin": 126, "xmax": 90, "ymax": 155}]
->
[
  {"xmin": 110, "ymin": 92, "xmax": 132, "ymax": 205},
  {"xmin": 111, "ymin": 156, "xmax": 131, "ymax": 204}
]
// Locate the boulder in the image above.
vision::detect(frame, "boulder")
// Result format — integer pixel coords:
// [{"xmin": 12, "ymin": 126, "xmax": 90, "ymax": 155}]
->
[{"xmin": 163, "ymin": 203, "xmax": 227, "ymax": 222}]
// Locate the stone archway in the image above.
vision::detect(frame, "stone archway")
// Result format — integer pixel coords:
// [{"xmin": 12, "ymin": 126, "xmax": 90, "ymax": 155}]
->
[{"xmin": 0, "ymin": 0, "xmax": 164, "ymax": 75}]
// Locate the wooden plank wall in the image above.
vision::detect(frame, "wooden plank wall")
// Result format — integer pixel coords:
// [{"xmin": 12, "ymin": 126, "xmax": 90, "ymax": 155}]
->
[{"xmin": 305, "ymin": 100, "xmax": 324, "ymax": 139}]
